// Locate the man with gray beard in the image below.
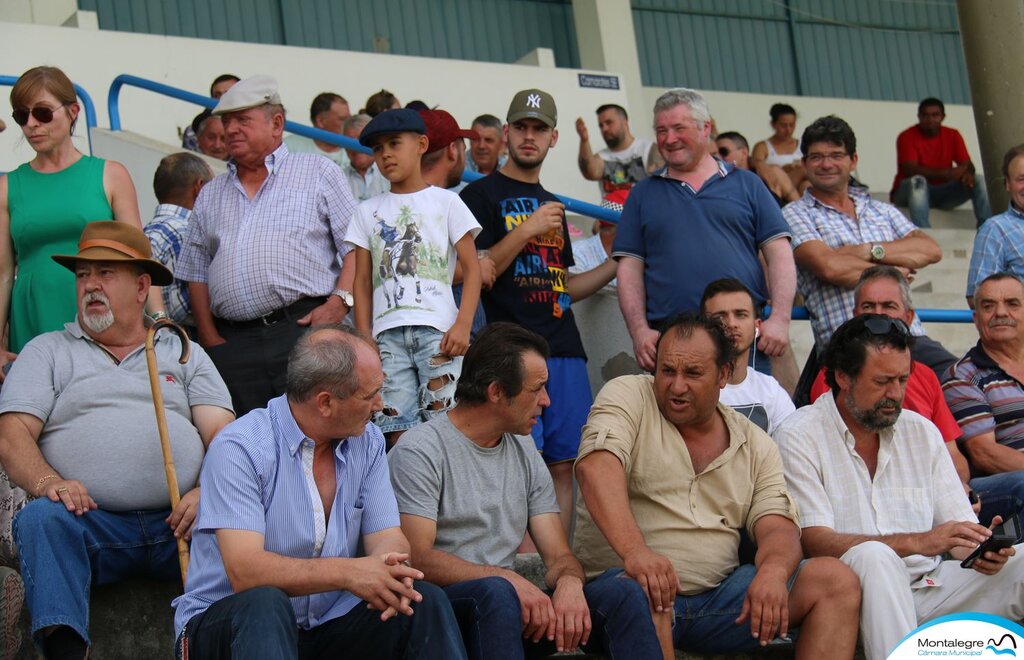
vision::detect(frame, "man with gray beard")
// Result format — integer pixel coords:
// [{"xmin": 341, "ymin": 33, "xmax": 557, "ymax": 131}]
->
[
  {"xmin": 0, "ymin": 222, "xmax": 234, "ymax": 659},
  {"xmin": 775, "ymin": 314, "xmax": 1024, "ymax": 660}
]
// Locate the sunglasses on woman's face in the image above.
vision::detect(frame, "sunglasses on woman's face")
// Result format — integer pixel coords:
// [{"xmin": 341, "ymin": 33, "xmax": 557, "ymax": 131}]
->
[{"xmin": 11, "ymin": 104, "xmax": 66, "ymax": 127}]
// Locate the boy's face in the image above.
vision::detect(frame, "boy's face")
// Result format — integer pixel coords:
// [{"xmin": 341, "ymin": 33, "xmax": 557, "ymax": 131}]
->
[{"xmin": 370, "ymin": 131, "xmax": 427, "ymax": 184}]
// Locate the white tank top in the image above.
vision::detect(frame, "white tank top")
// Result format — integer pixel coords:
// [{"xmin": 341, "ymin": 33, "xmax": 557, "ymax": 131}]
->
[{"xmin": 764, "ymin": 140, "xmax": 802, "ymax": 167}]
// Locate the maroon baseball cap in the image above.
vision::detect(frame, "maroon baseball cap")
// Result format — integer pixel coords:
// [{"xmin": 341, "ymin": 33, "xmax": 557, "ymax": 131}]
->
[{"xmin": 419, "ymin": 109, "xmax": 479, "ymax": 154}]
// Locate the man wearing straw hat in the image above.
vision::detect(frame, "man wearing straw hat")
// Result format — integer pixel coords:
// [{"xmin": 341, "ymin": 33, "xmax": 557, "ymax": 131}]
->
[{"xmin": 0, "ymin": 221, "xmax": 234, "ymax": 659}]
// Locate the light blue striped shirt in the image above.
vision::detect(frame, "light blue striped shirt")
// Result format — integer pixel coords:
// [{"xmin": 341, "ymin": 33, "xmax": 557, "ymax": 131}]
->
[
  {"xmin": 967, "ymin": 204, "xmax": 1024, "ymax": 297},
  {"xmin": 176, "ymin": 143, "xmax": 357, "ymax": 321},
  {"xmin": 172, "ymin": 394, "xmax": 399, "ymax": 635}
]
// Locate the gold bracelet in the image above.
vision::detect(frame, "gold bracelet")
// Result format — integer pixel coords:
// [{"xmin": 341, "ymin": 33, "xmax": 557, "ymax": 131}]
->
[{"xmin": 34, "ymin": 474, "xmax": 60, "ymax": 496}]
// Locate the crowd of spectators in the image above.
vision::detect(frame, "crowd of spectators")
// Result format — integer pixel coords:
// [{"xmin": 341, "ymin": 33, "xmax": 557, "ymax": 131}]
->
[{"xmin": 1, "ymin": 64, "xmax": 1023, "ymax": 660}]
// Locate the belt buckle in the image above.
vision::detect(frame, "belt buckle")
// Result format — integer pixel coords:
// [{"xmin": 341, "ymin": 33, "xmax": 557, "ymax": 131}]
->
[{"xmin": 260, "ymin": 312, "xmax": 276, "ymax": 327}]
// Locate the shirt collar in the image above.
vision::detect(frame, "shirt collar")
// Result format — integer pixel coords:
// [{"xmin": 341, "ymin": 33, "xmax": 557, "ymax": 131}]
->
[
  {"xmin": 270, "ymin": 394, "xmax": 353, "ymax": 460},
  {"xmin": 1009, "ymin": 203, "xmax": 1024, "ymax": 220},
  {"xmin": 152, "ymin": 203, "xmax": 193, "ymax": 221},
  {"xmin": 817, "ymin": 387, "xmax": 896, "ymax": 450},
  {"xmin": 227, "ymin": 141, "xmax": 290, "ymax": 177},
  {"xmin": 968, "ymin": 341, "xmax": 999, "ymax": 370},
  {"xmin": 653, "ymin": 157, "xmax": 731, "ymax": 185},
  {"xmin": 801, "ymin": 185, "xmax": 869, "ymax": 213}
]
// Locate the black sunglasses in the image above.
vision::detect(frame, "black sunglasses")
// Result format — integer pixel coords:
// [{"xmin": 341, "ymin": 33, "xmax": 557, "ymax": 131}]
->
[
  {"xmin": 11, "ymin": 104, "xmax": 66, "ymax": 127},
  {"xmin": 717, "ymin": 146, "xmax": 731, "ymax": 157},
  {"xmin": 863, "ymin": 316, "xmax": 910, "ymax": 337}
]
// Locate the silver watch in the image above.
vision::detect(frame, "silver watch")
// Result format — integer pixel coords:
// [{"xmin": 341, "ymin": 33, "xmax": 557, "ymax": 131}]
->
[{"xmin": 331, "ymin": 289, "xmax": 354, "ymax": 307}]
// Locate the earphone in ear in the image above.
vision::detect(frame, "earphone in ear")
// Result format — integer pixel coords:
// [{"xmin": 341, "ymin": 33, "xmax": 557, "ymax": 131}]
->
[{"xmin": 754, "ymin": 327, "xmax": 761, "ymax": 339}]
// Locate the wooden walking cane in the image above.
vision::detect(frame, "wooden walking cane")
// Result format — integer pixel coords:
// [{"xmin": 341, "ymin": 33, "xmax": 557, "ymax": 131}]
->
[{"xmin": 144, "ymin": 317, "xmax": 192, "ymax": 586}]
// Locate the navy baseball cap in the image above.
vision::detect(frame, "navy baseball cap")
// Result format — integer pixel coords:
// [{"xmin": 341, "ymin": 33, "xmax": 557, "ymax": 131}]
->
[{"xmin": 358, "ymin": 108, "xmax": 426, "ymax": 147}]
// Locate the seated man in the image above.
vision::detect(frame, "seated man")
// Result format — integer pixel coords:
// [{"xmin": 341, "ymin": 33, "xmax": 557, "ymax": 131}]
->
[
  {"xmin": 700, "ymin": 278, "xmax": 794, "ymax": 435},
  {"xmin": 777, "ymin": 314, "xmax": 1024, "ymax": 660},
  {"xmin": 809, "ymin": 266, "xmax": 976, "ymax": 508},
  {"xmin": 172, "ymin": 325, "xmax": 466, "ymax": 660},
  {"xmin": 967, "ymin": 144, "xmax": 1024, "ymax": 304},
  {"xmin": 0, "ymin": 221, "xmax": 235, "ymax": 658},
  {"xmin": 944, "ymin": 272, "xmax": 1024, "ymax": 524},
  {"xmin": 890, "ymin": 97, "xmax": 990, "ymax": 228},
  {"xmin": 389, "ymin": 322, "xmax": 660, "ymax": 660},
  {"xmin": 574, "ymin": 313, "xmax": 861, "ymax": 658},
  {"xmin": 716, "ymin": 131, "xmax": 798, "ymax": 204}
]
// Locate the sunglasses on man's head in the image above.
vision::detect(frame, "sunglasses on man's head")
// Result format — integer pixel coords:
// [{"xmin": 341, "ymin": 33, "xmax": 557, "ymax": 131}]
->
[
  {"xmin": 11, "ymin": 104, "xmax": 66, "ymax": 127},
  {"xmin": 863, "ymin": 316, "xmax": 910, "ymax": 337}
]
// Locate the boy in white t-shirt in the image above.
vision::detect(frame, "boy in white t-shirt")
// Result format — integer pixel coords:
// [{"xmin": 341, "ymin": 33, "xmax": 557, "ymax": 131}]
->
[
  {"xmin": 345, "ymin": 109, "xmax": 482, "ymax": 441},
  {"xmin": 700, "ymin": 278, "xmax": 795, "ymax": 435}
]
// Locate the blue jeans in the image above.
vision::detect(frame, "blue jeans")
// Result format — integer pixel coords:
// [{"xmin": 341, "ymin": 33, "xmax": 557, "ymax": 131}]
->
[
  {"xmin": 375, "ymin": 325, "xmax": 462, "ymax": 434},
  {"xmin": 892, "ymin": 175, "xmax": 991, "ymax": 228},
  {"xmin": 443, "ymin": 573, "xmax": 661, "ymax": 660},
  {"xmin": 970, "ymin": 470, "xmax": 1024, "ymax": 525},
  {"xmin": 672, "ymin": 564, "xmax": 799, "ymax": 653},
  {"xmin": 13, "ymin": 499, "xmax": 179, "ymax": 647},
  {"xmin": 178, "ymin": 583, "xmax": 467, "ymax": 660}
]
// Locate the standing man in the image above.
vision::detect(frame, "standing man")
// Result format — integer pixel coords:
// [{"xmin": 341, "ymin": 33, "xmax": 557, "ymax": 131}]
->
[
  {"xmin": 460, "ymin": 89, "xmax": 617, "ymax": 533},
  {"xmin": 145, "ymin": 152, "xmax": 214, "ymax": 330},
  {"xmin": 388, "ymin": 323, "xmax": 660, "ymax": 660},
  {"xmin": 700, "ymin": 279, "xmax": 795, "ymax": 435},
  {"xmin": 284, "ymin": 92, "xmax": 351, "ymax": 168},
  {"xmin": 575, "ymin": 104, "xmax": 662, "ymax": 195},
  {"xmin": 967, "ymin": 145, "xmax": 1024, "ymax": 304},
  {"xmin": 177, "ymin": 75, "xmax": 359, "ymax": 415},
  {"xmin": 777, "ymin": 314, "xmax": 1024, "ymax": 660},
  {"xmin": 574, "ymin": 313, "xmax": 862, "ymax": 658},
  {"xmin": 615, "ymin": 88, "xmax": 796, "ymax": 372},
  {"xmin": 172, "ymin": 325, "xmax": 467, "ymax": 660},
  {"xmin": 419, "ymin": 108, "xmax": 478, "ymax": 189},
  {"xmin": 342, "ymin": 113, "xmax": 389, "ymax": 201},
  {"xmin": 784, "ymin": 115, "xmax": 951, "ymax": 378},
  {"xmin": 890, "ymin": 97, "xmax": 990, "ymax": 228},
  {"xmin": 0, "ymin": 222, "xmax": 234, "ymax": 659},
  {"xmin": 466, "ymin": 114, "xmax": 507, "ymax": 176}
]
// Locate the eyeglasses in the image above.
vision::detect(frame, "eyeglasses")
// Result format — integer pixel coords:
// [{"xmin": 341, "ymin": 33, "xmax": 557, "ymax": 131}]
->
[
  {"xmin": 717, "ymin": 146, "xmax": 731, "ymax": 157},
  {"xmin": 804, "ymin": 152, "xmax": 850, "ymax": 165},
  {"xmin": 863, "ymin": 316, "xmax": 910, "ymax": 337},
  {"xmin": 11, "ymin": 104, "xmax": 66, "ymax": 126}
]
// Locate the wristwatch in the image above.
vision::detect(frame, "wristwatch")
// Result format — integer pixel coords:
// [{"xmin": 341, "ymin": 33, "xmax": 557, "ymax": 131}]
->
[
  {"xmin": 331, "ymin": 289, "xmax": 354, "ymax": 308},
  {"xmin": 870, "ymin": 244, "xmax": 886, "ymax": 262}
]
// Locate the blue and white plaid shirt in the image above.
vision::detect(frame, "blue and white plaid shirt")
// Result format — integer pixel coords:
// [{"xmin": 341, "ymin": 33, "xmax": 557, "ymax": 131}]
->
[
  {"xmin": 145, "ymin": 203, "xmax": 193, "ymax": 326},
  {"xmin": 967, "ymin": 204, "xmax": 1024, "ymax": 298},
  {"xmin": 784, "ymin": 188, "xmax": 925, "ymax": 348},
  {"xmin": 177, "ymin": 143, "xmax": 357, "ymax": 321}
]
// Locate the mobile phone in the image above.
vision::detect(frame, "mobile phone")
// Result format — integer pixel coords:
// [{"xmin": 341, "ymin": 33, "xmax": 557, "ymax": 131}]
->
[{"xmin": 960, "ymin": 513, "xmax": 1021, "ymax": 569}]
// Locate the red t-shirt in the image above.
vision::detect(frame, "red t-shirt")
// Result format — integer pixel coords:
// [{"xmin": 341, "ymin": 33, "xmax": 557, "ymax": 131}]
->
[
  {"xmin": 810, "ymin": 362, "xmax": 962, "ymax": 442},
  {"xmin": 890, "ymin": 125, "xmax": 971, "ymax": 193}
]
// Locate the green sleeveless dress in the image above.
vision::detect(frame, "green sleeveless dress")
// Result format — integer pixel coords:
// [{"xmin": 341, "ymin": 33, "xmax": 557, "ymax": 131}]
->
[{"xmin": 6, "ymin": 156, "xmax": 113, "ymax": 352}]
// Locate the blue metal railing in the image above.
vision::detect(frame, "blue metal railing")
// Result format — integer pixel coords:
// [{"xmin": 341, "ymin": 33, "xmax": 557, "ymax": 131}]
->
[
  {"xmin": 0, "ymin": 75, "xmax": 97, "ymax": 152},
  {"xmin": 105, "ymin": 73, "xmax": 972, "ymax": 325}
]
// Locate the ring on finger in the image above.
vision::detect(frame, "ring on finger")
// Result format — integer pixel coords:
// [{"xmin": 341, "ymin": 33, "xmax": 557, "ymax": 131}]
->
[{"xmin": 56, "ymin": 486, "xmax": 69, "ymax": 495}]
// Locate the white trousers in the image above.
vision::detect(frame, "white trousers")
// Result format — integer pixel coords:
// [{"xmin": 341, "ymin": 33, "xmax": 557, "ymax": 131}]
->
[{"xmin": 841, "ymin": 540, "xmax": 1024, "ymax": 660}]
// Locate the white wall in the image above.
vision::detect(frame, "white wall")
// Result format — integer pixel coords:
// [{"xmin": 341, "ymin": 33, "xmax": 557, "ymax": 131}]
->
[{"xmin": 1, "ymin": 20, "xmax": 985, "ymax": 208}]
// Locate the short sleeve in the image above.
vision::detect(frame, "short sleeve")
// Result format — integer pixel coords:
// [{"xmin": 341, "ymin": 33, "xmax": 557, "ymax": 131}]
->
[
  {"xmin": 782, "ymin": 201, "xmax": 823, "ymax": 250},
  {"xmin": 357, "ymin": 430, "xmax": 401, "ymax": 534},
  {"xmin": 387, "ymin": 433, "xmax": 442, "ymax": 522},
  {"xmin": 183, "ymin": 342, "xmax": 234, "ymax": 412},
  {"xmin": 884, "ymin": 203, "xmax": 919, "ymax": 240},
  {"xmin": 0, "ymin": 338, "xmax": 58, "ymax": 422},
  {"xmin": 176, "ymin": 205, "xmax": 211, "ymax": 284},
  {"xmin": 343, "ymin": 202, "xmax": 374, "ymax": 251},
  {"xmin": 750, "ymin": 179, "xmax": 792, "ymax": 248},
  {"xmin": 942, "ymin": 367, "xmax": 994, "ymax": 440},
  {"xmin": 951, "ymin": 130, "xmax": 971, "ymax": 165},
  {"xmin": 917, "ymin": 366, "xmax": 961, "ymax": 443},
  {"xmin": 523, "ymin": 438, "xmax": 560, "ymax": 517},
  {"xmin": 576, "ymin": 377, "xmax": 644, "ymax": 474},
  {"xmin": 447, "ymin": 195, "xmax": 482, "ymax": 244},
  {"xmin": 745, "ymin": 437, "xmax": 800, "ymax": 536},
  {"xmin": 610, "ymin": 182, "xmax": 645, "ymax": 262},
  {"xmin": 195, "ymin": 436, "xmax": 268, "ymax": 534},
  {"xmin": 896, "ymin": 129, "xmax": 919, "ymax": 165},
  {"xmin": 767, "ymin": 385, "xmax": 796, "ymax": 436},
  {"xmin": 776, "ymin": 420, "xmax": 834, "ymax": 530}
]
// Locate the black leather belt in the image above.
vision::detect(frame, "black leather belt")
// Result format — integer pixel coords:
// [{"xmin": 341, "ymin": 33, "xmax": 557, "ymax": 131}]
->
[{"xmin": 215, "ymin": 296, "xmax": 328, "ymax": 329}]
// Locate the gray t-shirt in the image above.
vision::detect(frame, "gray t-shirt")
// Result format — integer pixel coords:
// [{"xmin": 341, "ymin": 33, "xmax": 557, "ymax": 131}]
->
[
  {"xmin": 388, "ymin": 414, "xmax": 559, "ymax": 569},
  {"xmin": 0, "ymin": 321, "xmax": 233, "ymax": 511}
]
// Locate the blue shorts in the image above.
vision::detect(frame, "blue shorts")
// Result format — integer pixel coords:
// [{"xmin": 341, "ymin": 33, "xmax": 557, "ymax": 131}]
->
[
  {"xmin": 530, "ymin": 356, "xmax": 592, "ymax": 463},
  {"xmin": 375, "ymin": 326, "xmax": 462, "ymax": 434}
]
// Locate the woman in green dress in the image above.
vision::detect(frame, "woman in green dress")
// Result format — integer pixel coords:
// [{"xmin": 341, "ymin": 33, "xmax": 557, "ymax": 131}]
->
[{"xmin": 0, "ymin": 66, "xmax": 149, "ymax": 378}]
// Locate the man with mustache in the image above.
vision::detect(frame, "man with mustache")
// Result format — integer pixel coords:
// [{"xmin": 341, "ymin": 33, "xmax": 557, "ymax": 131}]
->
[
  {"xmin": 944, "ymin": 272, "xmax": 1024, "ymax": 523},
  {"xmin": 0, "ymin": 221, "xmax": 235, "ymax": 659},
  {"xmin": 776, "ymin": 314, "xmax": 1024, "ymax": 660}
]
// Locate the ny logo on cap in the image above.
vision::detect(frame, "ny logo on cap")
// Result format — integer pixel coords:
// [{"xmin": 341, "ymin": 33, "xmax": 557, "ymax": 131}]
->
[{"xmin": 527, "ymin": 94, "xmax": 542, "ymax": 109}]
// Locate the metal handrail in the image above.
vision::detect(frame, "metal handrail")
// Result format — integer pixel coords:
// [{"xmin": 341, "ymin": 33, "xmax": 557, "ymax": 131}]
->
[
  {"xmin": 104, "ymin": 74, "xmax": 971, "ymax": 324},
  {"xmin": 0, "ymin": 75, "xmax": 97, "ymax": 152}
]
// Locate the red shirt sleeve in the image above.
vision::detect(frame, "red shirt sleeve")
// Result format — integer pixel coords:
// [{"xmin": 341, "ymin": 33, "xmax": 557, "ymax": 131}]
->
[
  {"xmin": 896, "ymin": 128, "xmax": 919, "ymax": 165},
  {"xmin": 948, "ymin": 128, "xmax": 971, "ymax": 165},
  {"xmin": 810, "ymin": 367, "xmax": 829, "ymax": 402},
  {"xmin": 921, "ymin": 366, "xmax": 962, "ymax": 443}
]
